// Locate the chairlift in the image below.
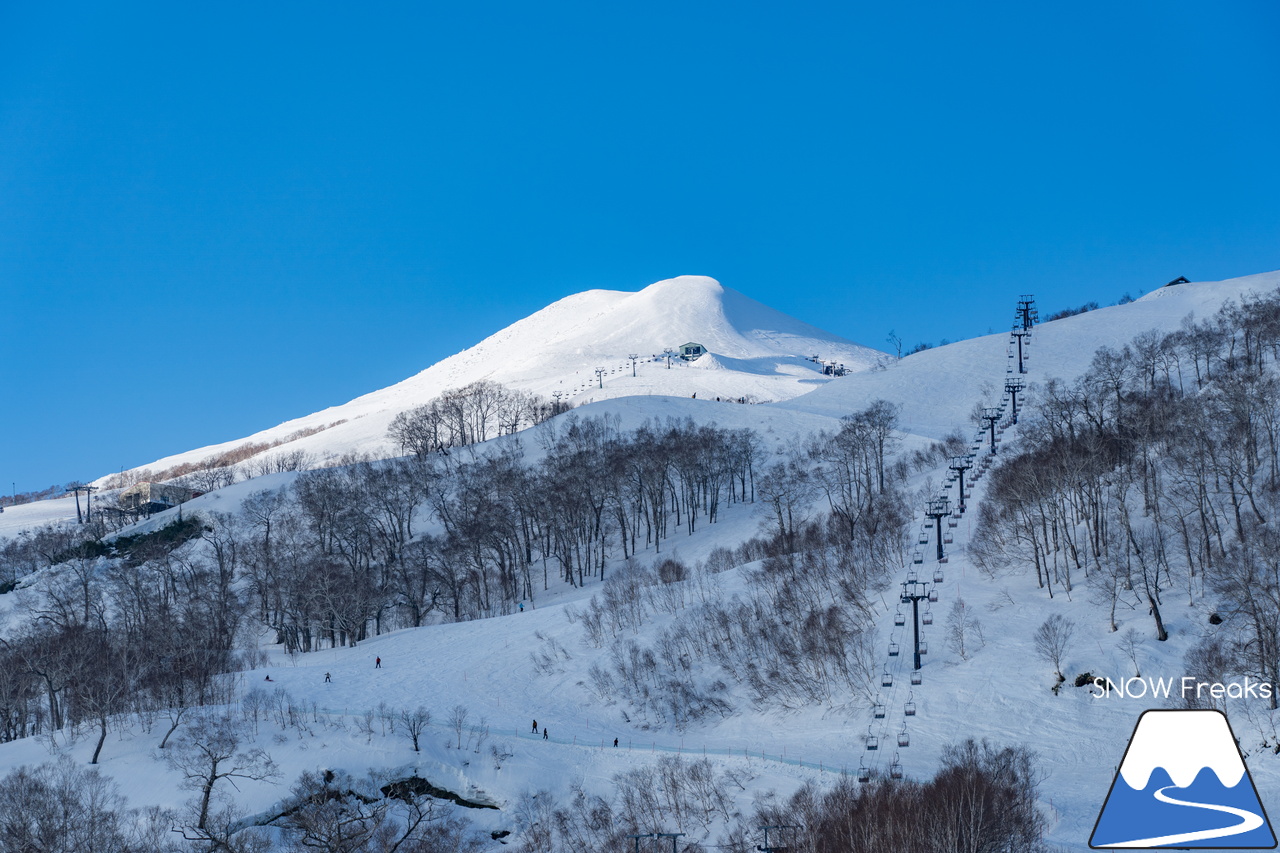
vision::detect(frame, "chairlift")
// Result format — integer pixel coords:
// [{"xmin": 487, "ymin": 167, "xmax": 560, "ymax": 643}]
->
[
  {"xmin": 934, "ymin": 568, "xmax": 945, "ymax": 583},
  {"xmin": 906, "ymin": 571, "xmax": 919, "ymax": 584},
  {"xmin": 928, "ymin": 589, "xmax": 939, "ymax": 602},
  {"xmin": 857, "ymin": 760, "xmax": 871, "ymax": 783},
  {"xmin": 948, "ymin": 519, "xmax": 959, "ymax": 528},
  {"xmin": 890, "ymin": 754, "xmax": 904, "ymax": 780},
  {"xmin": 882, "ymin": 668, "xmax": 894, "ymax": 688},
  {"xmin": 918, "ymin": 532, "xmax": 929, "ymax": 545},
  {"xmin": 873, "ymin": 697, "xmax": 886, "ymax": 719},
  {"xmin": 866, "ymin": 725, "xmax": 879, "ymax": 751},
  {"xmin": 894, "ymin": 609, "xmax": 906, "ymax": 627},
  {"xmin": 943, "ymin": 532, "xmax": 954, "ymax": 544},
  {"xmin": 921, "ymin": 609, "xmax": 933, "ymax": 626},
  {"xmin": 898, "ymin": 725, "xmax": 911, "ymax": 748},
  {"xmin": 904, "ymin": 694, "xmax": 917, "ymax": 716},
  {"xmin": 912, "ymin": 551, "xmax": 924, "ymax": 565},
  {"xmin": 939, "ymin": 555, "xmax": 949, "ymax": 564},
  {"xmin": 888, "ymin": 642, "xmax": 900, "ymax": 657},
  {"xmin": 910, "ymin": 670, "xmax": 923, "ymax": 686},
  {"xmin": 919, "ymin": 641, "xmax": 928, "ymax": 655}
]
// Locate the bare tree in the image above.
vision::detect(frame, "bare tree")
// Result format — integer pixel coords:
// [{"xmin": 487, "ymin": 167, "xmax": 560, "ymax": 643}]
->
[
  {"xmin": 398, "ymin": 706, "xmax": 431, "ymax": 753},
  {"xmin": 945, "ymin": 598, "xmax": 984, "ymax": 661},
  {"xmin": 275, "ymin": 768, "xmax": 485, "ymax": 853},
  {"xmin": 165, "ymin": 713, "xmax": 279, "ymax": 832},
  {"xmin": 1120, "ymin": 628, "xmax": 1143, "ymax": 677},
  {"xmin": 0, "ymin": 757, "xmax": 183, "ymax": 853},
  {"xmin": 1034, "ymin": 614, "xmax": 1075, "ymax": 681},
  {"xmin": 449, "ymin": 704, "xmax": 469, "ymax": 750}
]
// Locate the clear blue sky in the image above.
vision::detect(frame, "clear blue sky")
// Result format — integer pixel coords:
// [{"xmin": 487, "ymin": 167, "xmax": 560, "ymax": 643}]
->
[{"xmin": 2, "ymin": 1, "xmax": 1278, "ymax": 493}]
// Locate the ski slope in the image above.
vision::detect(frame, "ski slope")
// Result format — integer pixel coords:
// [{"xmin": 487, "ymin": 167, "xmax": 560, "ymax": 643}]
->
[{"xmin": 5, "ymin": 269, "xmax": 1280, "ymax": 850}]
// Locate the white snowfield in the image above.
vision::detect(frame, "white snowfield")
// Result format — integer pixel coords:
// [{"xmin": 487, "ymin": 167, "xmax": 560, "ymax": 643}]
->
[
  {"xmin": 783, "ymin": 269, "xmax": 1280, "ymax": 440},
  {"xmin": 92, "ymin": 276, "xmax": 884, "ymax": 485},
  {"xmin": 5, "ymin": 269, "xmax": 1280, "ymax": 852}
]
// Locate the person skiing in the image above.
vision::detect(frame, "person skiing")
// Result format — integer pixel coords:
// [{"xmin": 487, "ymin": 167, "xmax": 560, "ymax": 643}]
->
[
  {"xmin": 324, "ymin": 672, "xmax": 331, "ymax": 683},
  {"xmin": 532, "ymin": 719, "xmax": 538, "ymax": 733},
  {"xmin": 264, "ymin": 675, "xmax": 273, "ymax": 682},
  {"xmin": 375, "ymin": 657, "xmax": 381, "ymax": 669},
  {"xmin": 519, "ymin": 602, "xmax": 524, "ymax": 612},
  {"xmin": 613, "ymin": 738, "xmax": 618, "ymax": 748},
  {"xmin": 543, "ymin": 727, "xmax": 548, "ymax": 740}
]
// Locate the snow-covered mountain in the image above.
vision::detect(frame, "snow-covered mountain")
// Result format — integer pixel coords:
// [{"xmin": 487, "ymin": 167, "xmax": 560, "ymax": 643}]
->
[
  {"xmin": 97, "ymin": 275, "xmax": 883, "ymax": 483},
  {"xmin": 6, "ymin": 268, "xmax": 1280, "ymax": 853}
]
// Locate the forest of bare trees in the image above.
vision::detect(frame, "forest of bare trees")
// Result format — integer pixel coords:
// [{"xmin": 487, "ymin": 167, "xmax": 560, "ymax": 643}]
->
[
  {"xmin": 0, "ymin": 397, "xmax": 793, "ymax": 750},
  {"xmin": 0, "ymin": 375, "xmax": 1055, "ymax": 850},
  {"xmin": 973, "ymin": 288, "xmax": 1280, "ymax": 707}
]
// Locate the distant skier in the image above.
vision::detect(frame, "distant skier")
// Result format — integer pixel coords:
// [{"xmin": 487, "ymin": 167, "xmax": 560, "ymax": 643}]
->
[
  {"xmin": 324, "ymin": 672, "xmax": 331, "ymax": 683},
  {"xmin": 264, "ymin": 675, "xmax": 273, "ymax": 682},
  {"xmin": 613, "ymin": 738, "xmax": 618, "ymax": 748},
  {"xmin": 532, "ymin": 719, "xmax": 538, "ymax": 733},
  {"xmin": 519, "ymin": 602, "xmax": 524, "ymax": 612},
  {"xmin": 375, "ymin": 657, "xmax": 381, "ymax": 669},
  {"xmin": 691, "ymin": 392, "xmax": 696, "ymax": 398},
  {"xmin": 543, "ymin": 727, "xmax": 549, "ymax": 740}
]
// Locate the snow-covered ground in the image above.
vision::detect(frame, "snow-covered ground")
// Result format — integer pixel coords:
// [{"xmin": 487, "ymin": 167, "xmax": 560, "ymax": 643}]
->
[
  {"xmin": 5, "ymin": 269, "xmax": 1280, "ymax": 850},
  {"xmin": 0, "ymin": 494, "xmax": 83, "ymax": 540}
]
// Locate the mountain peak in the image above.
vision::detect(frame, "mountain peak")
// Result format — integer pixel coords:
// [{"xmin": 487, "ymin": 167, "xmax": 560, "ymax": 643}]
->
[{"xmin": 97, "ymin": 276, "xmax": 882, "ymax": 481}]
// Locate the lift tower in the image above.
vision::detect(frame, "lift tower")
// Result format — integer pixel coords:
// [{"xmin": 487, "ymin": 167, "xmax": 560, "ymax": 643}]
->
[
  {"xmin": 949, "ymin": 455, "xmax": 973, "ymax": 513},
  {"xmin": 982, "ymin": 407, "xmax": 1002, "ymax": 455},
  {"xmin": 901, "ymin": 579, "xmax": 934, "ymax": 670},
  {"xmin": 925, "ymin": 497, "xmax": 951, "ymax": 562},
  {"xmin": 1017, "ymin": 294, "xmax": 1038, "ymax": 331},
  {"xmin": 1011, "ymin": 327, "xmax": 1030, "ymax": 374},
  {"xmin": 1004, "ymin": 376, "xmax": 1025, "ymax": 424}
]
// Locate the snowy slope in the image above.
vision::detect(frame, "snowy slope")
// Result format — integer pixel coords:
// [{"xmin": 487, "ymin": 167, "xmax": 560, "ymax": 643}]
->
[
  {"xmin": 95, "ymin": 276, "xmax": 882, "ymax": 484},
  {"xmin": 780, "ymin": 270, "xmax": 1280, "ymax": 440},
  {"xmin": 7, "ymin": 269, "xmax": 1280, "ymax": 852}
]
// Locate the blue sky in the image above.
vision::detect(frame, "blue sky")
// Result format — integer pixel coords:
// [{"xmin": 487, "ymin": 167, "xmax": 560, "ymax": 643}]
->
[{"xmin": 2, "ymin": 1, "xmax": 1278, "ymax": 493}]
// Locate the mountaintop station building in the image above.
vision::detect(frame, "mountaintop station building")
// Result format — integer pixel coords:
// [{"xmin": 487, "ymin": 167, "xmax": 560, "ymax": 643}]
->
[{"xmin": 120, "ymin": 482, "xmax": 202, "ymax": 515}]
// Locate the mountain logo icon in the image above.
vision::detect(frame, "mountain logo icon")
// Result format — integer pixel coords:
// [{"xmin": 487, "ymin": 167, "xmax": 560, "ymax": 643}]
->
[{"xmin": 1090, "ymin": 709, "xmax": 1276, "ymax": 849}]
